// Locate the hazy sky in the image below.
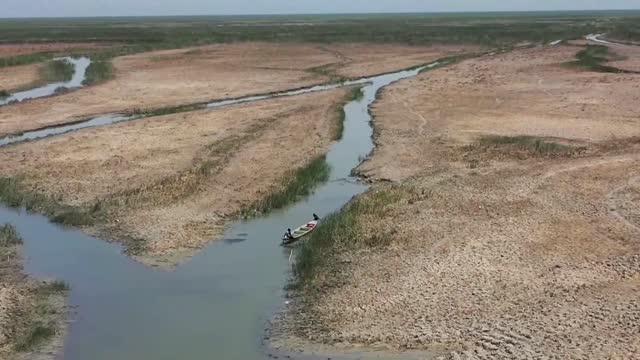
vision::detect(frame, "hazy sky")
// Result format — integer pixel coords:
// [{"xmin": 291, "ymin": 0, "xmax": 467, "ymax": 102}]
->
[{"xmin": 3, "ymin": 0, "xmax": 639, "ymax": 18}]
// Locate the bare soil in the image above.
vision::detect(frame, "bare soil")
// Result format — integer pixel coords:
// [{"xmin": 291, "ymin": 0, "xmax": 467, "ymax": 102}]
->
[
  {"xmin": 359, "ymin": 45, "xmax": 640, "ymax": 182},
  {"xmin": 0, "ymin": 42, "xmax": 104, "ymax": 57},
  {"xmin": 277, "ymin": 45, "xmax": 640, "ymax": 359},
  {"xmin": 0, "ymin": 64, "xmax": 41, "ymax": 92},
  {"xmin": 0, "ymin": 43, "xmax": 476, "ymax": 138},
  {"xmin": 0, "ymin": 88, "xmax": 350, "ymax": 266}
]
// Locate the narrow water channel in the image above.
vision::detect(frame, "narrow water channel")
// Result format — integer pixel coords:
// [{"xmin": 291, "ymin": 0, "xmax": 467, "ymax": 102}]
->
[
  {"xmin": 0, "ymin": 65, "xmax": 427, "ymax": 360},
  {"xmin": 0, "ymin": 57, "xmax": 91, "ymax": 106}
]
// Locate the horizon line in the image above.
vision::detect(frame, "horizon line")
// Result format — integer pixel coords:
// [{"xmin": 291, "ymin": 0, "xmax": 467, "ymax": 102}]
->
[{"xmin": 2, "ymin": 8, "xmax": 640, "ymax": 20}]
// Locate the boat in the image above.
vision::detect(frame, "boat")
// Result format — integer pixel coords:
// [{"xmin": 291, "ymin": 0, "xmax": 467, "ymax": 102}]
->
[{"xmin": 282, "ymin": 219, "xmax": 318, "ymax": 245}]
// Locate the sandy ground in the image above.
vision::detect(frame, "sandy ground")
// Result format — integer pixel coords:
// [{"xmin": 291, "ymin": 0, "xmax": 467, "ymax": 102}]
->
[
  {"xmin": 602, "ymin": 42, "xmax": 640, "ymax": 72},
  {"xmin": 359, "ymin": 45, "xmax": 640, "ymax": 182},
  {"xmin": 0, "ymin": 238, "xmax": 67, "ymax": 360},
  {"xmin": 0, "ymin": 64, "xmax": 41, "ymax": 92},
  {"xmin": 276, "ymin": 45, "xmax": 640, "ymax": 358},
  {"xmin": 0, "ymin": 43, "xmax": 475, "ymax": 138},
  {"xmin": 0, "ymin": 88, "xmax": 349, "ymax": 266},
  {"xmin": 315, "ymin": 44, "xmax": 478, "ymax": 78},
  {"xmin": 0, "ymin": 42, "xmax": 103, "ymax": 57}
]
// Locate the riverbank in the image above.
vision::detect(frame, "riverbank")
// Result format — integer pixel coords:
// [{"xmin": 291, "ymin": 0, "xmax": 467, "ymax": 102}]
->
[
  {"xmin": 0, "ymin": 88, "xmax": 353, "ymax": 267},
  {"xmin": 0, "ymin": 224, "xmax": 68, "ymax": 360},
  {"xmin": 0, "ymin": 43, "xmax": 476, "ymax": 137},
  {"xmin": 276, "ymin": 44, "xmax": 640, "ymax": 358}
]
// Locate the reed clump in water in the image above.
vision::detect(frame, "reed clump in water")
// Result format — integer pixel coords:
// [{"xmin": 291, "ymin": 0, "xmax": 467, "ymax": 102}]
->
[
  {"xmin": 40, "ymin": 59, "xmax": 75, "ymax": 82},
  {"xmin": 83, "ymin": 58, "xmax": 113, "ymax": 85},
  {"xmin": 0, "ymin": 223, "xmax": 22, "ymax": 246}
]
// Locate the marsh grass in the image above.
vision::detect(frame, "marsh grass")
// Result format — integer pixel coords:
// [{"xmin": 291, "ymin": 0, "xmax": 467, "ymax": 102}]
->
[
  {"xmin": 0, "ymin": 176, "xmax": 100, "ymax": 227},
  {"xmin": 130, "ymin": 102, "xmax": 206, "ymax": 117},
  {"xmin": 0, "ymin": 52, "xmax": 57, "ymax": 68},
  {"xmin": 566, "ymin": 45, "xmax": 635, "ymax": 73},
  {"xmin": 469, "ymin": 135, "xmax": 584, "ymax": 159},
  {"xmin": 40, "ymin": 59, "xmax": 74, "ymax": 82},
  {"xmin": 293, "ymin": 185, "xmax": 417, "ymax": 288},
  {"xmin": 83, "ymin": 58, "xmax": 113, "ymax": 85},
  {"xmin": 39, "ymin": 280, "xmax": 70, "ymax": 293},
  {"xmin": 245, "ymin": 156, "xmax": 331, "ymax": 216},
  {"xmin": 0, "ymin": 223, "xmax": 22, "ymax": 246},
  {"xmin": 13, "ymin": 279, "xmax": 68, "ymax": 353},
  {"xmin": 13, "ymin": 324, "xmax": 56, "ymax": 352}
]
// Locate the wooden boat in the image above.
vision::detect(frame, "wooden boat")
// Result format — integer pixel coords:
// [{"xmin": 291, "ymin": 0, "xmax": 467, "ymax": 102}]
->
[{"xmin": 282, "ymin": 220, "xmax": 318, "ymax": 245}]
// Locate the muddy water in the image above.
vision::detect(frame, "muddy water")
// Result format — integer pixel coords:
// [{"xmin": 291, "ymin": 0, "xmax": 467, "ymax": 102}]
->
[
  {"xmin": 0, "ymin": 57, "xmax": 90, "ymax": 106},
  {"xmin": 0, "ymin": 65, "xmax": 427, "ymax": 360}
]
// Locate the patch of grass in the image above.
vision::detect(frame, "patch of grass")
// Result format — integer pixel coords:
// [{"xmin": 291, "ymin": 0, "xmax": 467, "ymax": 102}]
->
[
  {"xmin": 129, "ymin": 102, "xmax": 206, "ymax": 117},
  {"xmin": 566, "ymin": 45, "xmax": 633, "ymax": 73},
  {"xmin": 0, "ymin": 52, "xmax": 58, "ymax": 68},
  {"xmin": 293, "ymin": 185, "xmax": 419, "ymax": 288},
  {"xmin": 0, "ymin": 176, "xmax": 101, "ymax": 227},
  {"xmin": 245, "ymin": 155, "xmax": 331, "ymax": 215},
  {"xmin": 470, "ymin": 135, "xmax": 583, "ymax": 159},
  {"xmin": 13, "ymin": 324, "xmax": 56, "ymax": 352},
  {"xmin": 39, "ymin": 280, "xmax": 70, "ymax": 293},
  {"xmin": 0, "ymin": 223, "xmax": 22, "ymax": 246},
  {"xmin": 40, "ymin": 59, "xmax": 74, "ymax": 82},
  {"xmin": 83, "ymin": 58, "xmax": 113, "ymax": 85}
]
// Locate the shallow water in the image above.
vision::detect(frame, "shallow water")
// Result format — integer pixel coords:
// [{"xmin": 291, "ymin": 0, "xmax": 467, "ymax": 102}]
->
[
  {"xmin": 0, "ymin": 65, "xmax": 426, "ymax": 360},
  {"xmin": 0, "ymin": 57, "xmax": 90, "ymax": 106},
  {"xmin": 0, "ymin": 69, "xmax": 370, "ymax": 147}
]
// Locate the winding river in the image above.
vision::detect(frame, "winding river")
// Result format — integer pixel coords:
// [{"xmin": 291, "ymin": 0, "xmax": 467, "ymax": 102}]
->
[
  {"xmin": 0, "ymin": 64, "xmax": 431, "ymax": 359},
  {"xmin": 0, "ymin": 57, "xmax": 91, "ymax": 106}
]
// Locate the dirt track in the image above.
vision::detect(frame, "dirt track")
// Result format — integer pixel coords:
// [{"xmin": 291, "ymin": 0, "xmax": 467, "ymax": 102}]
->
[
  {"xmin": 277, "ymin": 45, "xmax": 640, "ymax": 359},
  {"xmin": 0, "ymin": 88, "xmax": 350, "ymax": 266},
  {"xmin": 0, "ymin": 43, "xmax": 475, "ymax": 137}
]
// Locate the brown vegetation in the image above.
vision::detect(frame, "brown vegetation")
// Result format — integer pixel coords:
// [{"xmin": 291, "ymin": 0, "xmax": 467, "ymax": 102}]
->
[
  {"xmin": 276, "ymin": 45, "xmax": 640, "ymax": 359},
  {"xmin": 0, "ymin": 88, "xmax": 350, "ymax": 266},
  {"xmin": 0, "ymin": 43, "xmax": 476, "ymax": 138}
]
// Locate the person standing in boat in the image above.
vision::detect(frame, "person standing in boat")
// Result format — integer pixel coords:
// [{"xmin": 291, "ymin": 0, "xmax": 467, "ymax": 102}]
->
[{"xmin": 313, "ymin": 213, "xmax": 320, "ymax": 221}]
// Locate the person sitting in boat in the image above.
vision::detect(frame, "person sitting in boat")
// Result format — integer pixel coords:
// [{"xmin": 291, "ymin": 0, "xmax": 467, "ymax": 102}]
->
[
  {"xmin": 313, "ymin": 213, "xmax": 320, "ymax": 221},
  {"xmin": 285, "ymin": 228, "xmax": 294, "ymax": 240}
]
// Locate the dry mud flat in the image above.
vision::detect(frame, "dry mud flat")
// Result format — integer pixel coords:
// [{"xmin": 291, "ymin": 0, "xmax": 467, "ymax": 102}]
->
[
  {"xmin": 0, "ymin": 64, "xmax": 41, "ymax": 92},
  {"xmin": 0, "ymin": 88, "xmax": 350, "ymax": 266},
  {"xmin": 0, "ymin": 43, "xmax": 475, "ymax": 137},
  {"xmin": 276, "ymin": 45, "xmax": 640, "ymax": 359}
]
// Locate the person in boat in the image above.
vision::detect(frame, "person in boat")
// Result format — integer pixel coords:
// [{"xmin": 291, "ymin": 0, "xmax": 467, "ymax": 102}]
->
[
  {"xmin": 313, "ymin": 213, "xmax": 320, "ymax": 221},
  {"xmin": 285, "ymin": 228, "xmax": 293, "ymax": 240}
]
